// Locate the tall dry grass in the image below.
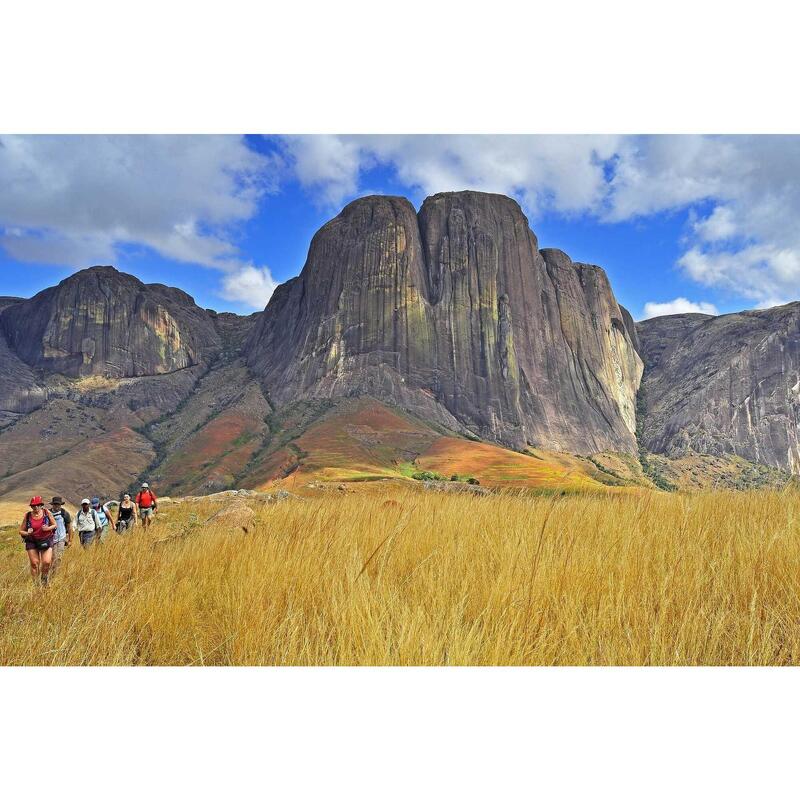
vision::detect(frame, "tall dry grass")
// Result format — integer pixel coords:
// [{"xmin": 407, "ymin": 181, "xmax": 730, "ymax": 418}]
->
[{"xmin": 1, "ymin": 488, "xmax": 799, "ymax": 665}]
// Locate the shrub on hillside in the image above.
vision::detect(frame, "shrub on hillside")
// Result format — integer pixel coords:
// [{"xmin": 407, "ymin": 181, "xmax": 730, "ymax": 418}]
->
[{"xmin": 412, "ymin": 471, "xmax": 445, "ymax": 482}]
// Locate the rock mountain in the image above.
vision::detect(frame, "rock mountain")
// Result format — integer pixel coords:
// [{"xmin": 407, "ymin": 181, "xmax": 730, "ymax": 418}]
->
[
  {"xmin": 245, "ymin": 192, "xmax": 643, "ymax": 453},
  {"xmin": 0, "ymin": 190, "xmax": 798, "ymax": 508},
  {"xmin": 637, "ymin": 305, "xmax": 800, "ymax": 473}
]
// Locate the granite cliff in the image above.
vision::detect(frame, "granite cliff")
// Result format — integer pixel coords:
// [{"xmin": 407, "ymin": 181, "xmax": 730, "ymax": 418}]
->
[
  {"xmin": 637, "ymin": 305, "xmax": 800, "ymax": 473},
  {"xmin": 245, "ymin": 191, "xmax": 643, "ymax": 454},
  {"xmin": 0, "ymin": 266, "xmax": 221, "ymax": 379}
]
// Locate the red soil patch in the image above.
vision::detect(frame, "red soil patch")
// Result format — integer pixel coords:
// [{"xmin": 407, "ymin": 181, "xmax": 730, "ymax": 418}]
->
[
  {"xmin": 255, "ymin": 398, "xmax": 439, "ymax": 487},
  {"xmin": 416, "ymin": 437, "xmax": 604, "ymax": 490},
  {"xmin": 160, "ymin": 409, "xmax": 266, "ymax": 494}
]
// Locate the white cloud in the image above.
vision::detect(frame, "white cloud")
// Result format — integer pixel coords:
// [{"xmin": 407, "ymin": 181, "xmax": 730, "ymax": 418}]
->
[
  {"xmin": 692, "ymin": 205, "xmax": 737, "ymax": 242},
  {"xmin": 0, "ymin": 134, "xmax": 280, "ymax": 306},
  {"xmin": 281, "ymin": 135, "xmax": 368, "ymax": 206},
  {"xmin": 607, "ymin": 135, "xmax": 800, "ymax": 306},
  {"xmin": 219, "ymin": 265, "xmax": 278, "ymax": 309},
  {"xmin": 641, "ymin": 297, "xmax": 719, "ymax": 320},
  {"xmin": 280, "ymin": 134, "xmax": 623, "ymax": 214},
  {"xmin": 280, "ymin": 134, "xmax": 800, "ymax": 309}
]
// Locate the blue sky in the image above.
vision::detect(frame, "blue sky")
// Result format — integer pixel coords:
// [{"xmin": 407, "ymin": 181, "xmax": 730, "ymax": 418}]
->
[{"xmin": 1, "ymin": 135, "xmax": 798, "ymax": 319}]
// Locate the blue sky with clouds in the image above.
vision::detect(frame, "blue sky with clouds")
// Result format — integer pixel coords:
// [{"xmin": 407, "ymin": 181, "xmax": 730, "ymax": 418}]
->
[{"xmin": 1, "ymin": 134, "xmax": 798, "ymax": 319}]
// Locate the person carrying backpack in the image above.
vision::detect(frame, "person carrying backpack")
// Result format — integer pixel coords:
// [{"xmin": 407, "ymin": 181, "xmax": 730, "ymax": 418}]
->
[
  {"xmin": 91, "ymin": 496, "xmax": 113, "ymax": 542},
  {"xmin": 116, "ymin": 493, "xmax": 138, "ymax": 533},
  {"xmin": 49, "ymin": 496, "xmax": 73, "ymax": 575},
  {"xmin": 75, "ymin": 499, "xmax": 102, "ymax": 548},
  {"xmin": 19, "ymin": 496, "xmax": 57, "ymax": 585},
  {"xmin": 135, "ymin": 482, "xmax": 157, "ymax": 528}
]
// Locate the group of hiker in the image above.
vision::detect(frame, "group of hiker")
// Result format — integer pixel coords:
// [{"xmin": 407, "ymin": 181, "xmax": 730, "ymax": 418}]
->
[{"xmin": 19, "ymin": 483, "xmax": 158, "ymax": 585}]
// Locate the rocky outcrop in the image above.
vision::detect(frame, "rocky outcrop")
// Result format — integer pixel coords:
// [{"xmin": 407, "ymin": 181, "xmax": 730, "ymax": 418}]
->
[
  {"xmin": 636, "ymin": 313, "xmax": 712, "ymax": 372},
  {"xmin": 246, "ymin": 191, "xmax": 643, "ymax": 454},
  {"xmin": 637, "ymin": 306, "xmax": 800, "ymax": 473},
  {"xmin": 0, "ymin": 330, "xmax": 47, "ymax": 424},
  {"xmin": 0, "ymin": 266, "xmax": 221, "ymax": 378}
]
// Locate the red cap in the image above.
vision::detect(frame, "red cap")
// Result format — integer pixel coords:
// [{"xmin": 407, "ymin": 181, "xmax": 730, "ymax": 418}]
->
[{"xmin": 30, "ymin": 495, "xmax": 44, "ymax": 507}]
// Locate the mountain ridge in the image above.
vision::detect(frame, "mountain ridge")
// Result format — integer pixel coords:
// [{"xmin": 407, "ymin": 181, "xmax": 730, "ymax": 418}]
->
[{"xmin": 0, "ymin": 190, "xmax": 798, "ymax": 511}]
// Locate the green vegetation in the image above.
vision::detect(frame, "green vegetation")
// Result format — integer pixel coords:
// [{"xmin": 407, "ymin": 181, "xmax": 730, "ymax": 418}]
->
[
  {"xmin": 231, "ymin": 431, "xmax": 254, "ymax": 447},
  {"xmin": 411, "ymin": 470, "xmax": 479, "ymax": 485},
  {"xmin": 412, "ymin": 470, "xmax": 446, "ymax": 481},
  {"xmin": 586, "ymin": 456, "xmax": 627, "ymax": 487}
]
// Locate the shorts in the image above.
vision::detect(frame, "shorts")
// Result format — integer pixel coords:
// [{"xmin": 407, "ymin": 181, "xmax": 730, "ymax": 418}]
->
[
  {"xmin": 52, "ymin": 539, "xmax": 66, "ymax": 571},
  {"xmin": 139, "ymin": 507, "xmax": 154, "ymax": 518},
  {"xmin": 97, "ymin": 523, "xmax": 110, "ymax": 543},
  {"xmin": 23, "ymin": 535, "xmax": 54, "ymax": 552},
  {"xmin": 117, "ymin": 518, "xmax": 135, "ymax": 533}
]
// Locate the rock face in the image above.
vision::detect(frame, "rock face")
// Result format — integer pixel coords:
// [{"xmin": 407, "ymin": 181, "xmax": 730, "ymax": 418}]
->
[
  {"xmin": 246, "ymin": 191, "xmax": 643, "ymax": 453},
  {"xmin": 0, "ymin": 329, "xmax": 47, "ymax": 423},
  {"xmin": 0, "ymin": 266, "xmax": 221, "ymax": 378},
  {"xmin": 637, "ymin": 305, "xmax": 800, "ymax": 473}
]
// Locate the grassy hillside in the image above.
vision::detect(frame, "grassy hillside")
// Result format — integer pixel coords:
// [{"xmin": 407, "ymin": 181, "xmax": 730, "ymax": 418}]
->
[{"xmin": 2, "ymin": 486, "xmax": 799, "ymax": 665}]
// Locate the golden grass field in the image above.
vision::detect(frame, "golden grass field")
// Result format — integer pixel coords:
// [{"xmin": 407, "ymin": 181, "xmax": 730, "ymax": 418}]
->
[{"xmin": 1, "ymin": 486, "xmax": 799, "ymax": 665}]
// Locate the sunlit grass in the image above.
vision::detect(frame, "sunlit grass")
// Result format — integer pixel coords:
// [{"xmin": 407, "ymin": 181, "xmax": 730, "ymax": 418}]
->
[{"xmin": 1, "ymin": 488, "xmax": 799, "ymax": 665}]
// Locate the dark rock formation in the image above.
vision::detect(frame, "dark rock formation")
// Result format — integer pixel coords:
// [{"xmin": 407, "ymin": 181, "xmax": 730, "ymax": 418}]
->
[
  {"xmin": 637, "ymin": 306, "xmax": 800, "ymax": 473},
  {"xmin": 0, "ymin": 266, "xmax": 221, "ymax": 378},
  {"xmin": 246, "ymin": 191, "xmax": 643, "ymax": 453},
  {"xmin": 636, "ymin": 313, "xmax": 712, "ymax": 372},
  {"xmin": 0, "ymin": 330, "xmax": 47, "ymax": 424}
]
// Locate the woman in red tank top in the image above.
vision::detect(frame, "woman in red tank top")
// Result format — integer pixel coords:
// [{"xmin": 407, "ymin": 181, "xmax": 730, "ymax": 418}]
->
[{"xmin": 19, "ymin": 495, "xmax": 57, "ymax": 585}]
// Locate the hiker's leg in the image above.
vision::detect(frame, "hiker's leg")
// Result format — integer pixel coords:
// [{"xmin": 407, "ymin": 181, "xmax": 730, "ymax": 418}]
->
[
  {"xmin": 26, "ymin": 548, "xmax": 40, "ymax": 581},
  {"xmin": 51, "ymin": 540, "xmax": 65, "ymax": 575},
  {"xmin": 40, "ymin": 548, "xmax": 53, "ymax": 584}
]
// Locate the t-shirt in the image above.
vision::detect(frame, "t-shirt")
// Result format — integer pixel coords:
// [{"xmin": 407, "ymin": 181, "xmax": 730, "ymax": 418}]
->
[
  {"xmin": 52, "ymin": 508, "xmax": 71, "ymax": 543},
  {"xmin": 93, "ymin": 503, "xmax": 112, "ymax": 527},
  {"xmin": 135, "ymin": 490, "xmax": 157, "ymax": 509}
]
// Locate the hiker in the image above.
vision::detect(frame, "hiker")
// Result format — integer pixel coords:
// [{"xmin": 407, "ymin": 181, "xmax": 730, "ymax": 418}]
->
[
  {"xmin": 19, "ymin": 496, "xmax": 57, "ymax": 585},
  {"xmin": 50, "ymin": 496, "xmax": 73, "ymax": 575},
  {"xmin": 116, "ymin": 493, "xmax": 138, "ymax": 533},
  {"xmin": 91, "ymin": 496, "xmax": 113, "ymax": 542},
  {"xmin": 135, "ymin": 482, "xmax": 157, "ymax": 528},
  {"xmin": 75, "ymin": 498, "xmax": 102, "ymax": 548}
]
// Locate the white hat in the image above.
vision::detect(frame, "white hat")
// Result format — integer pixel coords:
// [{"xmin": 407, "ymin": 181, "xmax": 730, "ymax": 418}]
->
[
  {"xmin": 141, "ymin": 482, "xmax": 149, "ymax": 488},
  {"xmin": 81, "ymin": 498, "xmax": 90, "ymax": 505}
]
